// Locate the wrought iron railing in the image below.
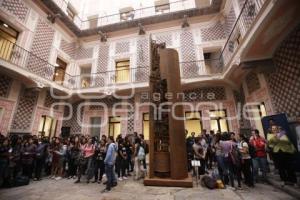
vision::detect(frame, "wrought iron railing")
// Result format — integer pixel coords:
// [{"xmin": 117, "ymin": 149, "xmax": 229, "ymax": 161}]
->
[
  {"xmin": 0, "ymin": 0, "xmax": 267, "ymax": 90},
  {"xmin": 0, "ymin": 35, "xmax": 56, "ymax": 81},
  {"xmin": 221, "ymin": 0, "xmax": 266, "ymax": 70},
  {"xmin": 51, "ymin": 0, "xmax": 194, "ymax": 29}
]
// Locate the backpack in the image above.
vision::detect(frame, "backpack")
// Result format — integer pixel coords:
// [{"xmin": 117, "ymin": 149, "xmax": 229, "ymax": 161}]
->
[
  {"xmin": 201, "ymin": 175, "xmax": 217, "ymax": 189},
  {"xmin": 138, "ymin": 145, "xmax": 145, "ymax": 160}
]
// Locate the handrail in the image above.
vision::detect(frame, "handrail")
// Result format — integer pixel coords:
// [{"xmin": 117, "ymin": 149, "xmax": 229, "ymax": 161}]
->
[
  {"xmin": 0, "ymin": 0, "xmax": 266, "ymax": 90},
  {"xmin": 52, "ymin": 0, "xmax": 192, "ymax": 29},
  {"xmin": 81, "ymin": 0, "xmax": 189, "ymax": 22},
  {"xmin": 219, "ymin": 0, "xmax": 248, "ymax": 58}
]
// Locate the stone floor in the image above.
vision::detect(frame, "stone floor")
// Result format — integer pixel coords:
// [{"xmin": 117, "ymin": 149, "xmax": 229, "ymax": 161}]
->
[{"xmin": 0, "ymin": 177, "xmax": 296, "ymax": 200}]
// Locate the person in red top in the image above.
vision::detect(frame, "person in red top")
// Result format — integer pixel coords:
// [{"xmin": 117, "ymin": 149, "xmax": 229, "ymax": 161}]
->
[{"xmin": 250, "ymin": 129, "xmax": 267, "ymax": 183}]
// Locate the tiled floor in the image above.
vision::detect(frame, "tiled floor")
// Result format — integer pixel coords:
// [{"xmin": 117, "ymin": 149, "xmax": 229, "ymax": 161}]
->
[{"xmin": 0, "ymin": 177, "xmax": 296, "ymax": 200}]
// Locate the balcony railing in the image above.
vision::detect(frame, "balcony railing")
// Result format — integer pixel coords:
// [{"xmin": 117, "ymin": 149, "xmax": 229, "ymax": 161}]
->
[
  {"xmin": 52, "ymin": 0, "xmax": 195, "ymax": 29},
  {"xmin": 221, "ymin": 0, "xmax": 266, "ymax": 70},
  {"xmin": 64, "ymin": 67, "xmax": 151, "ymax": 89},
  {"xmin": 0, "ymin": 35, "xmax": 56, "ymax": 81},
  {"xmin": 0, "ymin": 0, "xmax": 267, "ymax": 90}
]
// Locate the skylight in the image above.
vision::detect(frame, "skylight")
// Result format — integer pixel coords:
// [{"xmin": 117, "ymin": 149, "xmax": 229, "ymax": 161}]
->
[{"xmin": 63, "ymin": 0, "xmax": 197, "ymax": 29}]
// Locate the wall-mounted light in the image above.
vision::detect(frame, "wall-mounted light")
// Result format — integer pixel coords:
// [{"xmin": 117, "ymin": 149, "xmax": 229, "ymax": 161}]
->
[
  {"xmin": 3, "ymin": 23, "xmax": 8, "ymax": 28},
  {"xmin": 181, "ymin": 15, "xmax": 189, "ymax": 28},
  {"xmin": 138, "ymin": 23, "xmax": 145, "ymax": 35},
  {"xmin": 98, "ymin": 30, "xmax": 107, "ymax": 42}
]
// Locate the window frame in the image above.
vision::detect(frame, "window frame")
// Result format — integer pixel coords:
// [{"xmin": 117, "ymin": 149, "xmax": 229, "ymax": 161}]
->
[
  {"xmin": 209, "ymin": 109, "xmax": 229, "ymax": 133},
  {"xmin": 184, "ymin": 111, "xmax": 203, "ymax": 136},
  {"xmin": 108, "ymin": 116, "xmax": 121, "ymax": 139}
]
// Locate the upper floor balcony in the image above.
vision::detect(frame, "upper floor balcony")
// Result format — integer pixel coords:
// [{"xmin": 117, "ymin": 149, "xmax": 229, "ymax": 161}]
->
[
  {"xmin": 40, "ymin": 0, "xmax": 223, "ymax": 36},
  {"xmin": 52, "ymin": 0, "xmax": 197, "ymax": 29},
  {"xmin": 0, "ymin": 0, "xmax": 271, "ymax": 94}
]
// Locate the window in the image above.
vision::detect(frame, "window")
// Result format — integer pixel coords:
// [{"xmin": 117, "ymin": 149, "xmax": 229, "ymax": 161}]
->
[
  {"xmin": 66, "ymin": 3, "xmax": 76, "ymax": 20},
  {"xmin": 115, "ymin": 60, "xmax": 130, "ymax": 83},
  {"xmin": 80, "ymin": 65, "xmax": 91, "ymax": 88},
  {"xmin": 143, "ymin": 113, "xmax": 149, "ymax": 140},
  {"xmin": 53, "ymin": 58, "xmax": 67, "ymax": 84},
  {"xmin": 0, "ymin": 21, "xmax": 18, "ymax": 60},
  {"xmin": 209, "ymin": 110, "xmax": 229, "ymax": 133},
  {"xmin": 90, "ymin": 117, "xmax": 101, "ymax": 137},
  {"xmin": 38, "ymin": 115, "xmax": 57, "ymax": 138},
  {"xmin": 88, "ymin": 15, "xmax": 98, "ymax": 29},
  {"xmin": 109, "ymin": 116, "xmax": 121, "ymax": 140},
  {"xmin": 185, "ymin": 111, "xmax": 202, "ymax": 137},
  {"xmin": 119, "ymin": 7, "xmax": 134, "ymax": 21},
  {"xmin": 155, "ymin": 0, "xmax": 170, "ymax": 13}
]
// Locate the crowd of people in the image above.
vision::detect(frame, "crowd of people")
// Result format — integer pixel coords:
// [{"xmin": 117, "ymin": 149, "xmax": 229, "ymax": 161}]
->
[
  {"xmin": 0, "ymin": 132, "xmax": 148, "ymax": 192},
  {"xmin": 0, "ymin": 120, "xmax": 298, "ymax": 192},
  {"xmin": 186, "ymin": 122, "xmax": 298, "ymax": 189}
]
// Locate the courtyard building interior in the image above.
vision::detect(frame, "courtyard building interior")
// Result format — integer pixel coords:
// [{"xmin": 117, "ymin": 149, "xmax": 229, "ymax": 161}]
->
[
  {"xmin": 0, "ymin": 0, "xmax": 299, "ymax": 142},
  {"xmin": 0, "ymin": 0, "xmax": 300, "ymax": 199}
]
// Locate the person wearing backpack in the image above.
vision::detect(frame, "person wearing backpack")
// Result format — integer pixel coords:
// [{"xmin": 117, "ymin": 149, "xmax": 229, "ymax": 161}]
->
[{"xmin": 134, "ymin": 138, "xmax": 145, "ymax": 180}]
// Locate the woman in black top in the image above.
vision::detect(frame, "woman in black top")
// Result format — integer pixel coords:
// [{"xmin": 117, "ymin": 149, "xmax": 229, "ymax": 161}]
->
[
  {"xmin": 93, "ymin": 139, "xmax": 106, "ymax": 183},
  {"xmin": 116, "ymin": 138, "xmax": 128, "ymax": 180},
  {"xmin": 69, "ymin": 137, "xmax": 80, "ymax": 179}
]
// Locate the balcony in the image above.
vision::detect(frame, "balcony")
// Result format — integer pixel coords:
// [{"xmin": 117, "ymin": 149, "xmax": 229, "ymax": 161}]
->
[
  {"xmin": 0, "ymin": 0, "xmax": 269, "ymax": 93},
  {"xmin": 41, "ymin": 0, "xmax": 222, "ymax": 36}
]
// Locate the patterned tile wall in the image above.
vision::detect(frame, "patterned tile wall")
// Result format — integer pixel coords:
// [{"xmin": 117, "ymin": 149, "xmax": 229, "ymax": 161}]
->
[
  {"xmin": 0, "ymin": 99, "xmax": 15, "ymax": 135},
  {"xmin": 224, "ymin": 6, "xmax": 236, "ymax": 36},
  {"xmin": 267, "ymin": 25, "xmax": 300, "ymax": 119},
  {"xmin": 239, "ymin": 0, "xmax": 257, "ymax": 30},
  {"xmin": 201, "ymin": 22, "xmax": 226, "ymax": 42},
  {"xmin": 1, "ymin": 0, "xmax": 29, "ymax": 22},
  {"xmin": 136, "ymin": 37, "xmax": 150, "ymax": 82},
  {"xmin": 154, "ymin": 33, "xmax": 173, "ymax": 46},
  {"xmin": 0, "ymin": 74, "xmax": 13, "ymax": 98},
  {"xmin": 60, "ymin": 40, "xmax": 93, "ymax": 60},
  {"xmin": 60, "ymin": 39, "xmax": 76, "ymax": 58},
  {"xmin": 62, "ymin": 102, "xmax": 83, "ymax": 134},
  {"xmin": 233, "ymin": 87, "xmax": 251, "ymax": 128},
  {"xmin": 89, "ymin": 97, "xmax": 122, "ymax": 110},
  {"xmin": 180, "ymin": 30, "xmax": 198, "ymax": 78},
  {"xmin": 27, "ymin": 18, "xmax": 55, "ymax": 78},
  {"xmin": 44, "ymin": 91, "xmax": 59, "ymax": 110},
  {"xmin": 115, "ymin": 41, "xmax": 130, "ymax": 54},
  {"xmin": 11, "ymin": 88, "xmax": 38, "ymax": 131},
  {"xmin": 184, "ymin": 87, "xmax": 226, "ymax": 101},
  {"xmin": 93, "ymin": 44, "xmax": 110, "ymax": 87},
  {"xmin": 127, "ymin": 98, "xmax": 135, "ymax": 134},
  {"xmin": 246, "ymin": 72, "xmax": 261, "ymax": 94},
  {"xmin": 75, "ymin": 46, "xmax": 93, "ymax": 60}
]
